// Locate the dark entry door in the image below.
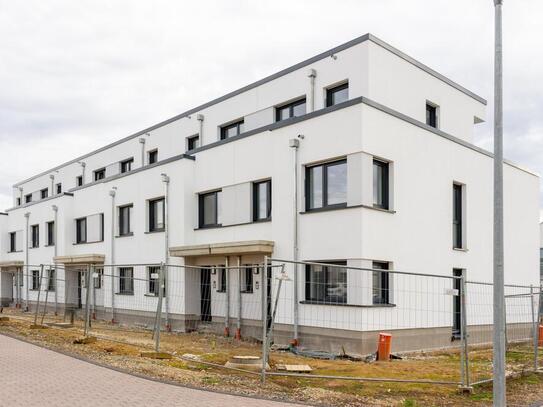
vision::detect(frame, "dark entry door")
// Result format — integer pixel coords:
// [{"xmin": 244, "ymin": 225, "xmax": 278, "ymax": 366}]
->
[{"xmin": 200, "ymin": 268, "xmax": 212, "ymax": 322}]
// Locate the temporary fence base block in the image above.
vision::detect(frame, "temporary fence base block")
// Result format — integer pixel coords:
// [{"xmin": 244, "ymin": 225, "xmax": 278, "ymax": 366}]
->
[
  {"xmin": 225, "ymin": 355, "xmax": 269, "ymax": 371},
  {"xmin": 29, "ymin": 324, "xmax": 48, "ymax": 329},
  {"xmin": 73, "ymin": 336, "xmax": 97, "ymax": 344},
  {"xmin": 141, "ymin": 352, "xmax": 173, "ymax": 359},
  {"xmin": 458, "ymin": 385, "xmax": 474, "ymax": 394},
  {"xmin": 47, "ymin": 322, "xmax": 74, "ymax": 329},
  {"xmin": 0, "ymin": 317, "xmax": 9, "ymax": 322}
]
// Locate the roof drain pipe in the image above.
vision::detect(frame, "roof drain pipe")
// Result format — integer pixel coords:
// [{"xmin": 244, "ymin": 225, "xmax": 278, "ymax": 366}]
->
[
  {"xmin": 24, "ymin": 212, "xmax": 30, "ymax": 312},
  {"xmin": 78, "ymin": 161, "xmax": 86, "ymax": 184},
  {"xmin": 289, "ymin": 135, "xmax": 303, "ymax": 346},
  {"xmin": 224, "ymin": 256, "xmax": 230, "ymax": 337},
  {"xmin": 139, "ymin": 137, "xmax": 146, "ymax": 167},
  {"xmin": 109, "ymin": 188, "xmax": 116, "ymax": 324},
  {"xmin": 49, "ymin": 174, "xmax": 55, "ymax": 196},
  {"xmin": 52, "ymin": 205, "xmax": 58, "ymax": 315},
  {"xmin": 161, "ymin": 173, "xmax": 171, "ymax": 332},
  {"xmin": 307, "ymin": 69, "xmax": 317, "ymax": 113},
  {"xmin": 197, "ymin": 114, "xmax": 204, "ymax": 145}
]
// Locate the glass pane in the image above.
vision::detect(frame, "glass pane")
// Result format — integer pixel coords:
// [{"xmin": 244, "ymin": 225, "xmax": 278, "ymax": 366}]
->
[
  {"xmin": 279, "ymin": 106, "xmax": 290, "ymax": 121},
  {"xmin": 373, "ymin": 162, "xmax": 383, "ymax": 205},
  {"xmin": 327, "ymin": 266, "xmax": 347, "ymax": 303},
  {"xmin": 203, "ymin": 194, "xmax": 216, "ymax": 225},
  {"xmin": 326, "ymin": 162, "xmax": 347, "ymax": 205},
  {"xmin": 309, "ymin": 166, "xmax": 323, "ymax": 209},
  {"xmin": 309, "ymin": 265, "xmax": 326, "ymax": 301},
  {"xmin": 332, "ymin": 87, "xmax": 348, "ymax": 105},
  {"xmin": 154, "ymin": 200, "xmax": 164, "ymax": 228},
  {"xmin": 258, "ymin": 182, "xmax": 268, "ymax": 219},
  {"xmin": 292, "ymin": 101, "xmax": 306, "ymax": 117}
]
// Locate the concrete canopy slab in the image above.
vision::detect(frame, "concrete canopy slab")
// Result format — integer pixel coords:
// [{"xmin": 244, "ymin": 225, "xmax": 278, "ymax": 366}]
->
[
  {"xmin": 0, "ymin": 260, "xmax": 23, "ymax": 270},
  {"xmin": 170, "ymin": 240, "xmax": 274, "ymax": 257},
  {"xmin": 54, "ymin": 254, "xmax": 105, "ymax": 265}
]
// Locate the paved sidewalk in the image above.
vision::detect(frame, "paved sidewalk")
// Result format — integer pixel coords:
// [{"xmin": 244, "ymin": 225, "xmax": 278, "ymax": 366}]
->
[{"xmin": 0, "ymin": 334, "xmax": 304, "ymax": 407}]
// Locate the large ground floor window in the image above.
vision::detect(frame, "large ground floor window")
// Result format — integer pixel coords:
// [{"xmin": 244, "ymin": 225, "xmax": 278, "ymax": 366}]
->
[{"xmin": 305, "ymin": 261, "xmax": 347, "ymax": 304}]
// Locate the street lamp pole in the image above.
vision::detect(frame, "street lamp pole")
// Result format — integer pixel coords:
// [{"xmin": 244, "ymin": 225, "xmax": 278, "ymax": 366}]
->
[{"xmin": 493, "ymin": 1, "xmax": 505, "ymax": 406}]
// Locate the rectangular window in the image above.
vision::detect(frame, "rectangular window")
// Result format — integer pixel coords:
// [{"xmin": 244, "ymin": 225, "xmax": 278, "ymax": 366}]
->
[
  {"xmin": 46, "ymin": 221, "xmax": 55, "ymax": 246},
  {"xmin": 25, "ymin": 194, "xmax": 32, "ymax": 203},
  {"xmin": 305, "ymin": 159, "xmax": 347, "ymax": 210},
  {"xmin": 305, "ymin": 261, "xmax": 347, "ymax": 304},
  {"xmin": 198, "ymin": 191, "xmax": 220, "ymax": 228},
  {"xmin": 187, "ymin": 134, "xmax": 200, "ymax": 151},
  {"xmin": 373, "ymin": 159, "xmax": 389, "ymax": 209},
  {"xmin": 118, "ymin": 204, "xmax": 133, "ymax": 236},
  {"xmin": 148, "ymin": 198, "xmax": 165, "ymax": 232},
  {"xmin": 147, "ymin": 266, "xmax": 165, "ymax": 296},
  {"xmin": 326, "ymin": 82, "xmax": 349, "ymax": 107},
  {"xmin": 94, "ymin": 168, "xmax": 105, "ymax": 181},
  {"xmin": 148, "ymin": 149, "xmax": 158, "ymax": 164},
  {"xmin": 56, "ymin": 183, "xmax": 62, "ymax": 194},
  {"xmin": 32, "ymin": 270, "xmax": 40, "ymax": 290},
  {"xmin": 120, "ymin": 158, "xmax": 134, "ymax": 173},
  {"xmin": 118, "ymin": 267, "xmax": 134, "ymax": 294},
  {"xmin": 76, "ymin": 175, "xmax": 83, "ymax": 187},
  {"xmin": 47, "ymin": 269, "xmax": 55, "ymax": 291},
  {"xmin": 453, "ymin": 268, "xmax": 463, "ymax": 337},
  {"xmin": 241, "ymin": 266, "xmax": 254, "ymax": 293},
  {"xmin": 453, "ymin": 183, "xmax": 463, "ymax": 249},
  {"xmin": 40, "ymin": 188, "xmax": 48, "ymax": 199},
  {"xmin": 9, "ymin": 232, "xmax": 16, "ymax": 252},
  {"xmin": 217, "ymin": 267, "xmax": 226, "ymax": 292},
  {"xmin": 16, "ymin": 197, "xmax": 21, "ymax": 206},
  {"xmin": 220, "ymin": 120, "xmax": 244, "ymax": 140},
  {"xmin": 426, "ymin": 103, "xmax": 438, "ymax": 128},
  {"xmin": 94, "ymin": 268, "xmax": 103, "ymax": 289},
  {"xmin": 30, "ymin": 224, "xmax": 39, "ymax": 248},
  {"xmin": 275, "ymin": 98, "xmax": 306, "ymax": 122},
  {"xmin": 253, "ymin": 180, "xmax": 271, "ymax": 221},
  {"xmin": 372, "ymin": 261, "xmax": 390, "ymax": 305},
  {"xmin": 76, "ymin": 218, "xmax": 87, "ymax": 244}
]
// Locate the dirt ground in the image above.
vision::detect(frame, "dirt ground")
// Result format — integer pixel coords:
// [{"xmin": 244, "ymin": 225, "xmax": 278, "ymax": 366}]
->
[{"xmin": 1, "ymin": 309, "xmax": 543, "ymax": 407}]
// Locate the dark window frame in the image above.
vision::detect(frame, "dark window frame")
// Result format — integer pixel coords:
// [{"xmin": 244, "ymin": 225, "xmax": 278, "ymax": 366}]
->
[
  {"xmin": 46, "ymin": 221, "xmax": 55, "ymax": 246},
  {"xmin": 217, "ymin": 267, "xmax": 227, "ymax": 292},
  {"xmin": 148, "ymin": 198, "xmax": 165, "ymax": 232},
  {"xmin": 305, "ymin": 261, "xmax": 348, "ymax": 304},
  {"xmin": 9, "ymin": 232, "xmax": 17, "ymax": 252},
  {"xmin": 75, "ymin": 217, "xmax": 87, "ymax": 244},
  {"xmin": 372, "ymin": 261, "xmax": 390, "ymax": 305},
  {"xmin": 94, "ymin": 268, "xmax": 103, "ymax": 289},
  {"xmin": 326, "ymin": 82, "xmax": 349, "ymax": 107},
  {"xmin": 30, "ymin": 224, "xmax": 39, "ymax": 248},
  {"xmin": 241, "ymin": 266, "xmax": 254, "ymax": 293},
  {"xmin": 452, "ymin": 268, "xmax": 463, "ymax": 337},
  {"xmin": 275, "ymin": 97, "xmax": 307, "ymax": 122},
  {"xmin": 76, "ymin": 175, "xmax": 83, "ymax": 187},
  {"xmin": 118, "ymin": 204, "xmax": 133, "ymax": 236},
  {"xmin": 40, "ymin": 188, "xmax": 48, "ymax": 199},
  {"xmin": 25, "ymin": 194, "xmax": 32, "ymax": 203},
  {"xmin": 198, "ymin": 190, "xmax": 221, "ymax": 228},
  {"xmin": 47, "ymin": 268, "xmax": 55, "ymax": 291},
  {"xmin": 305, "ymin": 159, "xmax": 347, "ymax": 211},
  {"xmin": 120, "ymin": 158, "xmax": 134, "ymax": 174},
  {"xmin": 253, "ymin": 180, "xmax": 272, "ymax": 221},
  {"xmin": 56, "ymin": 183, "xmax": 62, "ymax": 194},
  {"xmin": 118, "ymin": 267, "xmax": 134, "ymax": 295},
  {"xmin": 426, "ymin": 103, "xmax": 438, "ymax": 128},
  {"xmin": 187, "ymin": 134, "xmax": 200, "ymax": 151},
  {"xmin": 373, "ymin": 159, "xmax": 390, "ymax": 210},
  {"xmin": 16, "ymin": 197, "xmax": 21, "ymax": 206},
  {"xmin": 148, "ymin": 149, "xmax": 158, "ymax": 164},
  {"xmin": 453, "ymin": 183, "xmax": 463, "ymax": 249},
  {"xmin": 93, "ymin": 168, "xmax": 106, "ymax": 181},
  {"xmin": 31, "ymin": 270, "xmax": 40, "ymax": 290},
  {"xmin": 220, "ymin": 119, "xmax": 244, "ymax": 140}
]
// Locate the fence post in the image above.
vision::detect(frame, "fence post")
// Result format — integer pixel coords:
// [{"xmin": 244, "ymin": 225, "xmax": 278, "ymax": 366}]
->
[
  {"xmin": 459, "ymin": 270, "xmax": 471, "ymax": 390},
  {"xmin": 532, "ymin": 284, "xmax": 539, "ymax": 371},
  {"xmin": 154, "ymin": 262, "xmax": 165, "ymax": 353},
  {"xmin": 111, "ymin": 265, "xmax": 116, "ymax": 324},
  {"xmin": 84, "ymin": 264, "xmax": 93, "ymax": 337},
  {"xmin": 33, "ymin": 264, "xmax": 44, "ymax": 325},
  {"xmin": 261, "ymin": 256, "xmax": 268, "ymax": 384},
  {"xmin": 40, "ymin": 267, "xmax": 50, "ymax": 325},
  {"xmin": 54, "ymin": 263, "xmax": 58, "ymax": 316}
]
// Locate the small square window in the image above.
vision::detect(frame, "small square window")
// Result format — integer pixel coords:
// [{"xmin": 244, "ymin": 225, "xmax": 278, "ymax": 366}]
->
[
  {"xmin": 326, "ymin": 82, "xmax": 349, "ymax": 107},
  {"xmin": 220, "ymin": 120, "xmax": 244, "ymax": 140},
  {"xmin": 94, "ymin": 168, "xmax": 105, "ymax": 181},
  {"xmin": 76, "ymin": 175, "xmax": 83, "ymax": 187},
  {"xmin": 120, "ymin": 158, "xmax": 133, "ymax": 173},
  {"xmin": 25, "ymin": 194, "xmax": 32, "ymax": 203},
  {"xmin": 305, "ymin": 159, "xmax": 347, "ymax": 210},
  {"xmin": 40, "ymin": 188, "xmax": 48, "ymax": 199},
  {"xmin": 187, "ymin": 134, "xmax": 200, "ymax": 151},
  {"xmin": 148, "ymin": 149, "xmax": 158, "ymax": 164},
  {"xmin": 275, "ymin": 98, "xmax": 306, "ymax": 122},
  {"xmin": 426, "ymin": 103, "xmax": 438, "ymax": 128}
]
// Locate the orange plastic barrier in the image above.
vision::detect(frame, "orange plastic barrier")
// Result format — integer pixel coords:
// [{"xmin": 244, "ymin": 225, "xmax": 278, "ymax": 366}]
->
[{"xmin": 378, "ymin": 332, "xmax": 392, "ymax": 361}]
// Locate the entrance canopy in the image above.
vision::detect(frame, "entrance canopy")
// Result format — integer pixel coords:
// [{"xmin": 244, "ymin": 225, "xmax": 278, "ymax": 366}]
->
[
  {"xmin": 0, "ymin": 260, "xmax": 23, "ymax": 271},
  {"xmin": 53, "ymin": 254, "xmax": 105, "ymax": 265},
  {"xmin": 169, "ymin": 240, "xmax": 274, "ymax": 258}
]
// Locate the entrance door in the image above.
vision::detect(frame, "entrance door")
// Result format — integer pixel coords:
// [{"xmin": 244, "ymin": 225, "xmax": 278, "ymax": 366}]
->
[{"xmin": 200, "ymin": 268, "xmax": 212, "ymax": 322}]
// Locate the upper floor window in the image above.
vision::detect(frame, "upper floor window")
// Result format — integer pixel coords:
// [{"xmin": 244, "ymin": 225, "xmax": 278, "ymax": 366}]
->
[
  {"xmin": 199, "ymin": 190, "xmax": 221, "ymax": 228},
  {"xmin": 220, "ymin": 120, "xmax": 244, "ymax": 140},
  {"xmin": 76, "ymin": 175, "xmax": 83, "ymax": 187},
  {"xmin": 120, "ymin": 158, "xmax": 134, "ymax": 173},
  {"xmin": 30, "ymin": 224, "xmax": 39, "ymax": 248},
  {"xmin": 94, "ymin": 168, "xmax": 105, "ymax": 181},
  {"xmin": 372, "ymin": 261, "xmax": 390, "ymax": 305},
  {"xmin": 253, "ymin": 180, "xmax": 271, "ymax": 221},
  {"xmin": 56, "ymin": 183, "xmax": 62, "ymax": 194},
  {"xmin": 453, "ymin": 183, "xmax": 464, "ymax": 249},
  {"xmin": 119, "ymin": 204, "xmax": 133, "ymax": 236},
  {"xmin": 148, "ymin": 149, "xmax": 158, "ymax": 165},
  {"xmin": 16, "ymin": 197, "xmax": 21, "ymax": 206},
  {"xmin": 46, "ymin": 221, "xmax": 55, "ymax": 246},
  {"xmin": 305, "ymin": 159, "xmax": 347, "ymax": 210},
  {"xmin": 373, "ymin": 159, "xmax": 390, "ymax": 210},
  {"xmin": 40, "ymin": 188, "xmax": 48, "ymax": 199},
  {"xmin": 25, "ymin": 194, "xmax": 32, "ymax": 204},
  {"xmin": 275, "ymin": 98, "xmax": 306, "ymax": 122},
  {"xmin": 305, "ymin": 261, "xmax": 347, "ymax": 304},
  {"xmin": 326, "ymin": 82, "xmax": 349, "ymax": 107},
  {"xmin": 187, "ymin": 134, "xmax": 200, "ymax": 151},
  {"xmin": 426, "ymin": 102, "xmax": 438, "ymax": 128},
  {"xmin": 148, "ymin": 198, "xmax": 165, "ymax": 232},
  {"xmin": 75, "ymin": 217, "xmax": 87, "ymax": 244},
  {"xmin": 9, "ymin": 232, "xmax": 17, "ymax": 252}
]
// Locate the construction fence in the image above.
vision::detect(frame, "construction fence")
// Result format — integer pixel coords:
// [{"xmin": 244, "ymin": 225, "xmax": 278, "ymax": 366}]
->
[{"xmin": 2, "ymin": 259, "xmax": 542, "ymax": 389}]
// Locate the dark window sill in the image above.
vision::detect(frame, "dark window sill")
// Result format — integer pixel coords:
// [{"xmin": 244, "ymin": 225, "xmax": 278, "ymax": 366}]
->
[
  {"xmin": 145, "ymin": 229, "xmax": 164, "ymax": 234},
  {"xmin": 196, "ymin": 224, "xmax": 223, "ymax": 230},
  {"xmin": 73, "ymin": 240, "xmax": 104, "ymax": 245},
  {"xmin": 45, "ymin": 244, "xmax": 55, "ymax": 247},
  {"xmin": 301, "ymin": 204, "xmax": 396, "ymax": 215},
  {"xmin": 216, "ymin": 290, "xmax": 226, "ymax": 293},
  {"xmin": 7, "ymin": 250, "xmax": 23, "ymax": 253},
  {"xmin": 303, "ymin": 203, "xmax": 347, "ymax": 213},
  {"xmin": 29, "ymin": 246, "xmax": 39, "ymax": 250},
  {"xmin": 252, "ymin": 217, "xmax": 271, "ymax": 223},
  {"xmin": 241, "ymin": 291, "xmax": 254, "ymax": 294},
  {"xmin": 300, "ymin": 300, "xmax": 396, "ymax": 308},
  {"xmin": 144, "ymin": 293, "xmax": 159, "ymax": 297},
  {"xmin": 115, "ymin": 292, "xmax": 134, "ymax": 296},
  {"xmin": 453, "ymin": 247, "xmax": 468, "ymax": 252},
  {"xmin": 116, "ymin": 233, "xmax": 134, "ymax": 238}
]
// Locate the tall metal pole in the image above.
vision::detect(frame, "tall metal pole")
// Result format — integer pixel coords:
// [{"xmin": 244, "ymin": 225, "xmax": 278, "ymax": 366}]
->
[
  {"xmin": 109, "ymin": 188, "xmax": 116, "ymax": 323},
  {"xmin": 161, "ymin": 173, "xmax": 171, "ymax": 331},
  {"xmin": 493, "ymin": 1, "xmax": 506, "ymax": 406}
]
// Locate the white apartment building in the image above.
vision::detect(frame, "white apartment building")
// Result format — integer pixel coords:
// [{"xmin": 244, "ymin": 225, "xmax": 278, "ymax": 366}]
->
[{"xmin": 0, "ymin": 33, "xmax": 539, "ymax": 354}]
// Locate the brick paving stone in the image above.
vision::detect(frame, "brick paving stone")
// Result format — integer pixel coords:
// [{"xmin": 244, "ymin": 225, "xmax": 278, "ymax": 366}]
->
[{"xmin": 0, "ymin": 334, "xmax": 306, "ymax": 407}]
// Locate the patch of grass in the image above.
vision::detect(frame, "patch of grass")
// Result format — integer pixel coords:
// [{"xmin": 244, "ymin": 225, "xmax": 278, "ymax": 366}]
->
[
  {"xmin": 470, "ymin": 391, "xmax": 493, "ymax": 401},
  {"xmin": 201, "ymin": 376, "xmax": 220, "ymax": 385},
  {"xmin": 402, "ymin": 398, "xmax": 417, "ymax": 407}
]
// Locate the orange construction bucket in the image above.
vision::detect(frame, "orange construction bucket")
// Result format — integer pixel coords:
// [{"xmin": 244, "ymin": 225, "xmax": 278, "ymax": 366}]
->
[
  {"xmin": 538, "ymin": 325, "xmax": 543, "ymax": 347},
  {"xmin": 377, "ymin": 333, "xmax": 392, "ymax": 361}
]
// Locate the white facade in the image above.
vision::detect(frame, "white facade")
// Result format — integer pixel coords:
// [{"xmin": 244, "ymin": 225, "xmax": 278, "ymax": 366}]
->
[{"xmin": 0, "ymin": 34, "xmax": 539, "ymax": 352}]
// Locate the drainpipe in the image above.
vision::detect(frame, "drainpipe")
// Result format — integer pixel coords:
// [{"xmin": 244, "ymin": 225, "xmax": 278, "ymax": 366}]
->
[
  {"xmin": 289, "ymin": 136, "xmax": 303, "ymax": 345},
  {"xmin": 224, "ymin": 256, "xmax": 229, "ymax": 337},
  {"xmin": 78, "ymin": 161, "xmax": 86, "ymax": 185},
  {"xmin": 49, "ymin": 174, "xmax": 55, "ymax": 196},
  {"xmin": 161, "ymin": 173, "xmax": 171, "ymax": 331},
  {"xmin": 197, "ymin": 114, "xmax": 204, "ymax": 145},
  {"xmin": 52, "ymin": 205, "xmax": 58, "ymax": 315},
  {"xmin": 109, "ymin": 188, "xmax": 116, "ymax": 323},
  {"xmin": 24, "ymin": 212, "xmax": 30, "ymax": 312},
  {"xmin": 307, "ymin": 69, "xmax": 317, "ymax": 113},
  {"xmin": 235, "ymin": 256, "xmax": 242, "ymax": 340},
  {"xmin": 139, "ymin": 137, "xmax": 146, "ymax": 167},
  {"xmin": 18, "ymin": 187, "xmax": 23, "ymax": 205}
]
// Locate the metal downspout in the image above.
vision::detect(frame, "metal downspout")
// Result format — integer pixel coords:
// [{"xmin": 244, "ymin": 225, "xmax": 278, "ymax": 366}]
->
[
  {"xmin": 109, "ymin": 188, "xmax": 116, "ymax": 323},
  {"xmin": 161, "ymin": 174, "xmax": 171, "ymax": 331}
]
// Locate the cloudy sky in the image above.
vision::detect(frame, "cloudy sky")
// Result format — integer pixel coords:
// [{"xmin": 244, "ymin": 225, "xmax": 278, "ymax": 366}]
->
[{"xmin": 1, "ymin": 0, "xmax": 542, "ymax": 214}]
